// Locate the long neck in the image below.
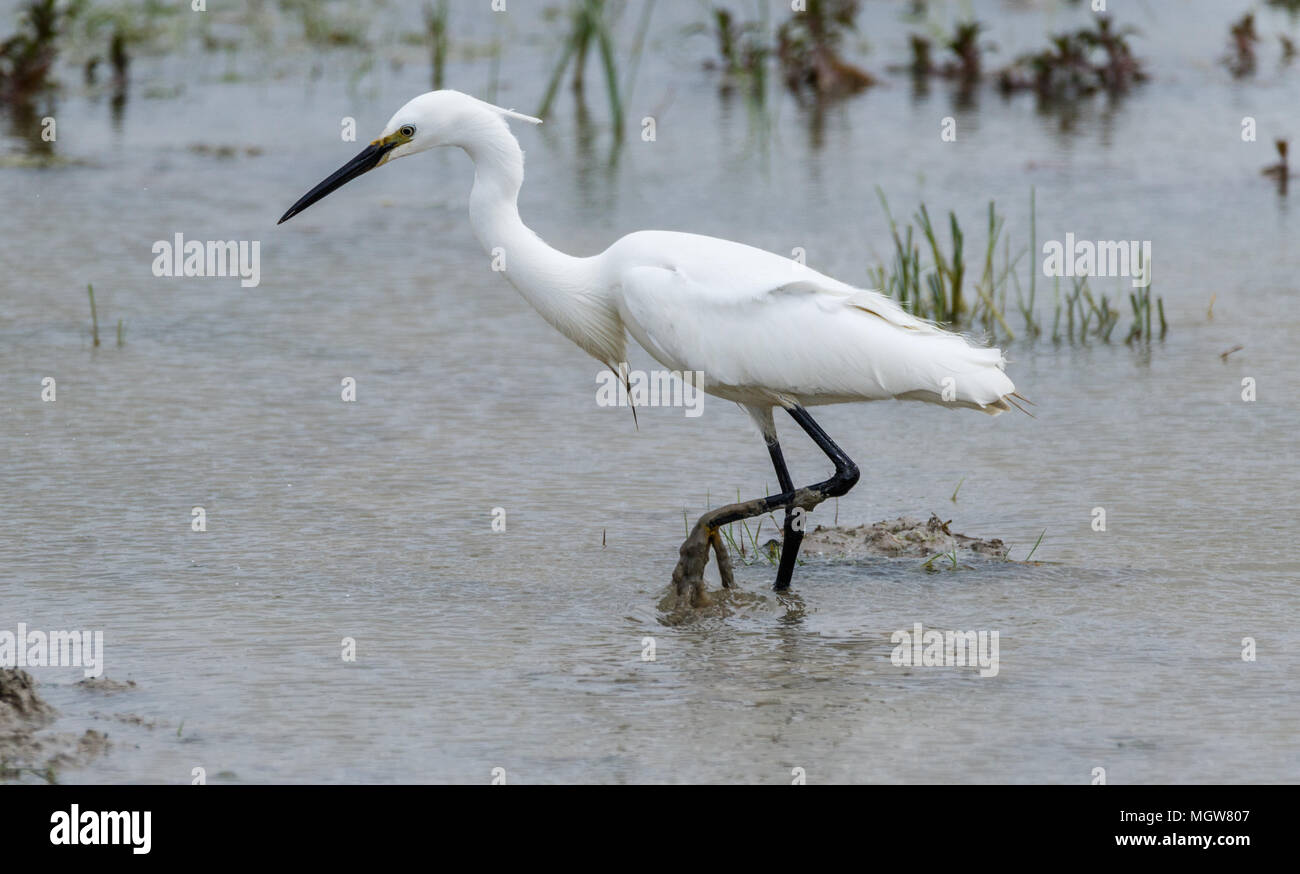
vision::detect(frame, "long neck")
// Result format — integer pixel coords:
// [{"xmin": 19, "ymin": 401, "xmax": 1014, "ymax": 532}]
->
[{"xmin": 461, "ymin": 119, "xmax": 623, "ymax": 366}]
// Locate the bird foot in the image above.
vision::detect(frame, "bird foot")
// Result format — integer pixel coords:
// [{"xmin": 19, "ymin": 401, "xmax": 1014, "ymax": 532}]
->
[
  {"xmin": 670, "ymin": 487, "xmax": 828, "ymax": 605},
  {"xmin": 670, "ymin": 510, "xmax": 737, "ymax": 607}
]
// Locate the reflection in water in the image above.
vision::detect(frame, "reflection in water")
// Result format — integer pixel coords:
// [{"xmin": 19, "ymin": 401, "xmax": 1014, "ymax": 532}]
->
[{"xmin": 3, "ymin": 94, "xmax": 56, "ymax": 158}]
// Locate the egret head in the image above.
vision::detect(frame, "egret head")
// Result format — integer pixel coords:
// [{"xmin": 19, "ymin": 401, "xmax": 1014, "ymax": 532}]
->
[{"xmin": 277, "ymin": 90, "xmax": 542, "ymax": 225}]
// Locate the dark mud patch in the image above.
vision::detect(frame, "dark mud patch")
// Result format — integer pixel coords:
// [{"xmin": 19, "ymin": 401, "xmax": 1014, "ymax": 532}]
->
[{"xmin": 1, "ymin": 669, "xmax": 112, "ymax": 783}]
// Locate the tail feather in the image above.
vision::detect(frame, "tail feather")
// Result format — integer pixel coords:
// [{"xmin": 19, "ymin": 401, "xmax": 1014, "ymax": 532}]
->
[{"xmin": 886, "ymin": 330, "xmax": 1018, "ymax": 415}]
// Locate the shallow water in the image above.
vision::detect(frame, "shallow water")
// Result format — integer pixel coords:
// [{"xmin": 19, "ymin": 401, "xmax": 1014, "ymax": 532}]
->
[{"xmin": 2, "ymin": 0, "xmax": 1298, "ymax": 783}]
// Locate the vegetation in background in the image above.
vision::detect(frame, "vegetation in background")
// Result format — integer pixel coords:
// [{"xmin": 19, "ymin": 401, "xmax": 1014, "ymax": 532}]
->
[
  {"xmin": 702, "ymin": 6, "xmax": 770, "ymax": 92},
  {"xmin": 1263, "ymin": 138, "xmax": 1290, "ymax": 195},
  {"xmin": 701, "ymin": 1, "xmax": 873, "ymax": 101},
  {"xmin": 423, "ymin": 0, "xmax": 449, "ymax": 90},
  {"xmin": 906, "ymin": 33, "xmax": 933, "ymax": 77},
  {"xmin": 1225, "ymin": 13, "xmax": 1260, "ymax": 77},
  {"xmin": 281, "ymin": 0, "xmax": 369, "ymax": 48},
  {"xmin": 901, "ymin": 21, "xmax": 990, "ymax": 105},
  {"xmin": 941, "ymin": 21, "xmax": 987, "ymax": 84},
  {"xmin": 997, "ymin": 16, "xmax": 1146, "ymax": 103},
  {"xmin": 0, "ymin": 0, "xmax": 81, "ymax": 104},
  {"xmin": 87, "ymin": 283, "xmax": 126, "ymax": 348},
  {"xmin": 776, "ymin": 0, "xmax": 875, "ymax": 99},
  {"xmin": 87, "ymin": 283, "xmax": 99, "ymax": 347},
  {"xmin": 538, "ymin": 0, "xmax": 626, "ymax": 136},
  {"xmin": 869, "ymin": 189, "xmax": 1166, "ymax": 346},
  {"xmin": 1224, "ymin": 12, "xmax": 1298, "ymax": 75}
]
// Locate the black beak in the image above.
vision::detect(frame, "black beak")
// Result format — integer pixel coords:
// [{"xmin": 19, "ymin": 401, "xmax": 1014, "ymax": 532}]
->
[{"xmin": 278, "ymin": 140, "xmax": 398, "ymax": 225}]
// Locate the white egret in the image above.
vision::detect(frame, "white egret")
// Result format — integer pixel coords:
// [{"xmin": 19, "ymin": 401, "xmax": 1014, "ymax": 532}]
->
[{"xmin": 279, "ymin": 90, "xmax": 1024, "ymax": 597}]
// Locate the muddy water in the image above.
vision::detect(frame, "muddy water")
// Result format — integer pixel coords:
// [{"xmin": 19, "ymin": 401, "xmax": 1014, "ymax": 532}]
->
[{"xmin": 1, "ymin": 0, "xmax": 1298, "ymax": 782}]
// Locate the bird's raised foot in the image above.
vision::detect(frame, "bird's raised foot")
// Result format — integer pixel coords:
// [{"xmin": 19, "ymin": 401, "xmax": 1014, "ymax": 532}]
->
[{"xmin": 670, "ymin": 484, "xmax": 836, "ymax": 605}]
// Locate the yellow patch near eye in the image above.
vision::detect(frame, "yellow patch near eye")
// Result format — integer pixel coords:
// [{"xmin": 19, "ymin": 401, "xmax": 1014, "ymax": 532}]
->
[{"xmin": 371, "ymin": 131, "xmax": 411, "ymax": 149}]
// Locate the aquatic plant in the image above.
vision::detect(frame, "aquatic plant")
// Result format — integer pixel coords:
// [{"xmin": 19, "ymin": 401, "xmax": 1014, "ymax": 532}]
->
[
  {"xmin": 1024, "ymin": 529, "xmax": 1046, "ymax": 562},
  {"xmin": 941, "ymin": 21, "xmax": 986, "ymax": 82},
  {"xmin": 537, "ymin": 0, "xmax": 626, "ymax": 136},
  {"xmin": 282, "ymin": 0, "xmax": 368, "ymax": 48},
  {"xmin": 907, "ymin": 33, "xmax": 933, "ymax": 77},
  {"xmin": 1262, "ymin": 138, "xmax": 1290, "ymax": 195},
  {"xmin": 87, "ymin": 284, "xmax": 99, "ymax": 348},
  {"xmin": 997, "ymin": 16, "xmax": 1146, "ymax": 102},
  {"xmin": 869, "ymin": 189, "xmax": 1166, "ymax": 346},
  {"xmin": 0, "ymin": 0, "xmax": 80, "ymax": 104},
  {"xmin": 86, "ymin": 283, "xmax": 126, "ymax": 348},
  {"xmin": 423, "ymin": 0, "xmax": 449, "ymax": 90},
  {"xmin": 1225, "ymin": 13, "xmax": 1259, "ymax": 78},
  {"xmin": 776, "ymin": 0, "xmax": 875, "ymax": 100},
  {"xmin": 704, "ymin": 5, "xmax": 770, "ymax": 86}
]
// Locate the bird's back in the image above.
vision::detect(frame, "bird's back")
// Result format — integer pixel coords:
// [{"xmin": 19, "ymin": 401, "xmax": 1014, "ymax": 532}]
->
[{"xmin": 603, "ymin": 230, "xmax": 1016, "ymax": 413}]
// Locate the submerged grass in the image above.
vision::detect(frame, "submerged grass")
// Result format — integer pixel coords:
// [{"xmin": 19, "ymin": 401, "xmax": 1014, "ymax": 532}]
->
[{"xmin": 869, "ymin": 187, "xmax": 1166, "ymax": 346}]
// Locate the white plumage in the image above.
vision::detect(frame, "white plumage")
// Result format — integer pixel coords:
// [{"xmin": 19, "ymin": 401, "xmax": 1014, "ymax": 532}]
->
[
  {"xmin": 278, "ymin": 90, "xmax": 1021, "ymax": 591},
  {"xmin": 606, "ymin": 230, "xmax": 1015, "ymax": 420},
  {"xmin": 306, "ymin": 91, "xmax": 1017, "ymax": 435}
]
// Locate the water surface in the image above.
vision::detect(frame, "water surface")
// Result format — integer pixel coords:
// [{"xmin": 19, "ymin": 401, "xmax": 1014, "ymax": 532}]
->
[{"xmin": 1, "ymin": 0, "xmax": 1297, "ymax": 783}]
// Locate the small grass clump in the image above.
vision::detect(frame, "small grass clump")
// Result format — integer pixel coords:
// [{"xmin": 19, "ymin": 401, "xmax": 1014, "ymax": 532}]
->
[
  {"xmin": 690, "ymin": 489, "xmax": 786, "ymax": 569},
  {"xmin": 1263, "ymin": 138, "xmax": 1290, "ymax": 195},
  {"xmin": 776, "ymin": 0, "xmax": 875, "ymax": 100},
  {"xmin": 1225, "ymin": 13, "xmax": 1260, "ymax": 78},
  {"xmin": 997, "ymin": 16, "xmax": 1146, "ymax": 103},
  {"xmin": 703, "ymin": 6, "xmax": 770, "ymax": 90},
  {"xmin": 0, "ymin": 0, "xmax": 76, "ymax": 104},
  {"xmin": 869, "ymin": 188, "xmax": 1166, "ymax": 346}
]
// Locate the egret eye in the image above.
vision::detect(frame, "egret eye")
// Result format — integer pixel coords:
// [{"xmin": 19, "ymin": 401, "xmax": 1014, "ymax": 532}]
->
[{"xmin": 399, "ymin": 125, "xmax": 416, "ymax": 138}]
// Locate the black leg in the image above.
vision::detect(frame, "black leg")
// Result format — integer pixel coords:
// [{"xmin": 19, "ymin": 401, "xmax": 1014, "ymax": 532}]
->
[
  {"xmin": 671, "ymin": 407, "xmax": 860, "ymax": 601},
  {"xmin": 767, "ymin": 439, "xmax": 804, "ymax": 590},
  {"xmin": 767, "ymin": 407, "xmax": 860, "ymax": 591}
]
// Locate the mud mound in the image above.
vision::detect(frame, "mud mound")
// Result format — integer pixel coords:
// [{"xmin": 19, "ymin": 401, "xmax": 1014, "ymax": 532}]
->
[
  {"xmin": 658, "ymin": 515, "xmax": 1011, "ymax": 619},
  {"xmin": 0, "ymin": 668, "xmax": 56, "ymax": 729},
  {"xmin": 1, "ymin": 669, "xmax": 112, "ymax": 782},
  {"xmin": 78, "ymin": 677, "xmax": 137, "ymax": 694},
  {"xmin": 796, "ymin": 514, "xmax": 1010, "ymax": 561}
]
